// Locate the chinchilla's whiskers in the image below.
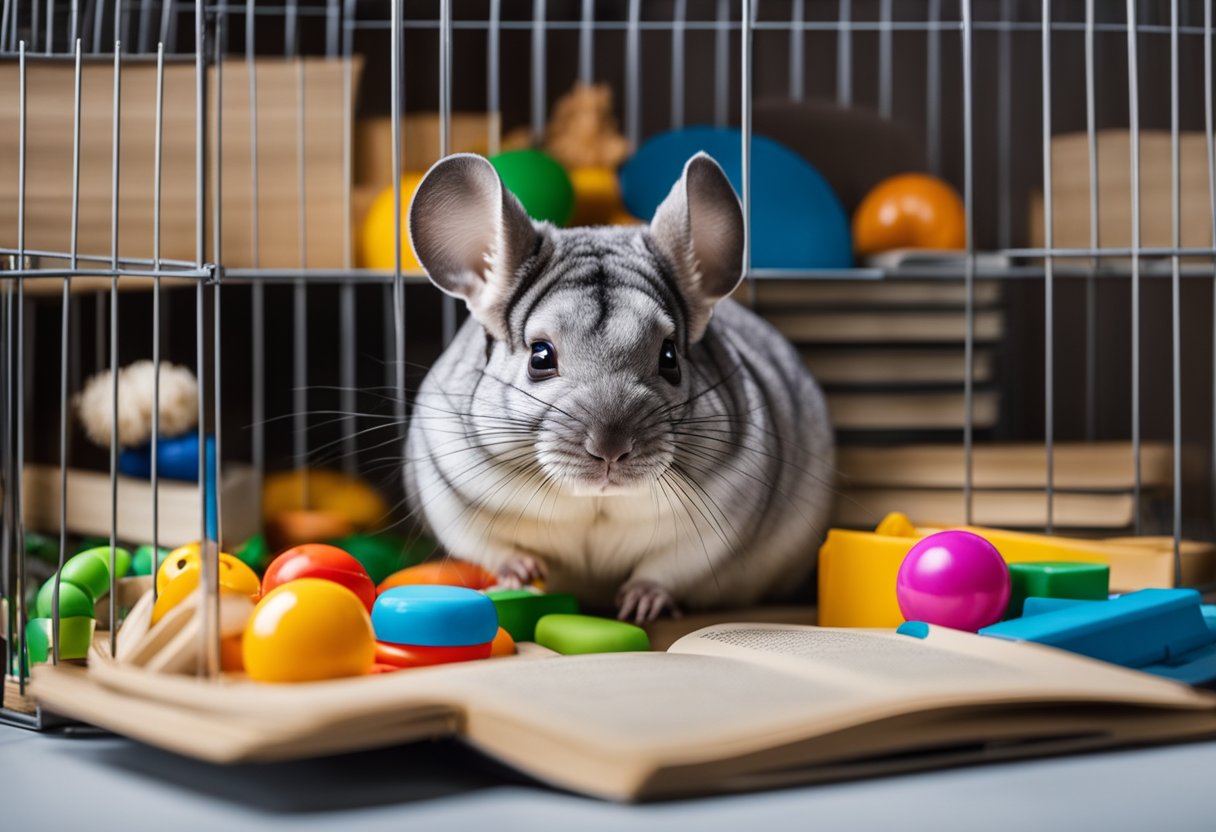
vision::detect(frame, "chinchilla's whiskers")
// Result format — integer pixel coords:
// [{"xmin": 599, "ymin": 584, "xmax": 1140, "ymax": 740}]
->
[
  {"xmin": 665, "ymin": 464, "xmax": 739, "ymax": 551},
  {"xmin": 669, "ymin": 429, "xmax": 838, "ymax": 491},
  {"xmin": 478, "ymin": 463, "xmax": 553, "ymax": 556},
  {"xmin": 474, "ymin": 369, "xmax": 587, "ymax": 427},
  {"xmin": 669, "ymin": 419, "xmax": 841, "ymax": 474},
  {"xmin": 656, "ymin": 470, "xmax": 722, "ymax": 596},
  {"xmin": 673, "ymin": 447, "xmax": 826, "ymax": 537},
  {"xmin": 375, "ymin": 446, "xmax": 542, "ymax": 537}
]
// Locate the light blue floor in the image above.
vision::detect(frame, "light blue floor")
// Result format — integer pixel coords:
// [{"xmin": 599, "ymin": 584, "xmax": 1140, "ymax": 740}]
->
[{"xmin": 1, "ymin": 724, "xmax": 1213, "ymax": 831}]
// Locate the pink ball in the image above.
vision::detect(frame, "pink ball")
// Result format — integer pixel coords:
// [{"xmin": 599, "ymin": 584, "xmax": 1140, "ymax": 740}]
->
[{"xmin": 896, "ymin": 531, "xmax": 1010, "ymax": 632}]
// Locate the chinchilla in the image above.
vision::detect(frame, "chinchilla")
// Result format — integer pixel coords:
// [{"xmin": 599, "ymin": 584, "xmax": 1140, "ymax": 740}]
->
[{"xmin": 404, "ymin": 151, "xmax": 834, "ymax": 623}]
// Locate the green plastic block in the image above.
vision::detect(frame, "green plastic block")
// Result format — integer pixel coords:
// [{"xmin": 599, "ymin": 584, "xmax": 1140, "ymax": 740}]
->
[
  {"xmin": 131, "ymin": 545, "xmax": 172, "ymax": 577},
  {"xmin": 1006, "ymin": 561, "xmax": 1110, "ymax": 619},
  {"xmin": 329, "ymin": 534, "xmax": 422, "ymax": 585},
  {"xmin": 35, "ymin": 577, "xmax": 95, "ymax": 619},
  {"xmin": 534, "ymin": 614, "xmax": 650, "ymax": 655},
  {"xmin": 485, "ymin": 589, "xmax": 579, "ymax": 641},
  {"xmin": 26, "ymin": 617, "xmax": 96, "ymax": 664}
]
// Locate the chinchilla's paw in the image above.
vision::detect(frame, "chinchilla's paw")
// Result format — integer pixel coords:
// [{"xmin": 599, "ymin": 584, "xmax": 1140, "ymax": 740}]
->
[
  {"xmin": 494, "ymin": 554, "xmax": 548, "ymax": 589},
  {"xmin": 616, "ymin": 581, "xmax": 682, "ymax": 625}
]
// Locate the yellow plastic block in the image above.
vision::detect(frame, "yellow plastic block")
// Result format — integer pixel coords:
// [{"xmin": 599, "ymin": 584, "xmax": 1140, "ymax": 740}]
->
[{"xmin": 818, "ymin": 513, "xmax": 1182, "ymax": 628}]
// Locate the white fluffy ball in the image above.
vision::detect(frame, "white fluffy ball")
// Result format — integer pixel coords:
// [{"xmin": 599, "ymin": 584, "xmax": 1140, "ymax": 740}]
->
[{"xmin": 75, "ymin": 360, "xmax": 199, "ymax": 448}]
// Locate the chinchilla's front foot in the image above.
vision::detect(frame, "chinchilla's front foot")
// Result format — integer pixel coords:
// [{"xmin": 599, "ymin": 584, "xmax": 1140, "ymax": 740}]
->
[
  {"xmin": 616, "ymin": 580, "xmax": 682, "ymax": 625},
  {"xmin": 494, "ymin": 553, "xmax": 548, "ymax": 590}
]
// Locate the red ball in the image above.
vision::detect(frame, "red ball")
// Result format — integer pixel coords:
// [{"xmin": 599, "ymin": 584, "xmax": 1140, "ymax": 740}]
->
[{"xmin": 261, "ymin": 543, "xmax": 377, "ymax": 612}]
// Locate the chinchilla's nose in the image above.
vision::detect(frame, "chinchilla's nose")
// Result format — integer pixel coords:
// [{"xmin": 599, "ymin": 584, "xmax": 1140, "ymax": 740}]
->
[{"xmin": 585, "ymin": 427, "xmax": 634, "ymax": 464}]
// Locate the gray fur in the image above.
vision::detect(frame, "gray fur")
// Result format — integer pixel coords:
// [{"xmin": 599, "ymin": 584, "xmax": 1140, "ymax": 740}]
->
[{"xmin": 405, "ymin": 153, "xmax": 834, "ymax": 620}]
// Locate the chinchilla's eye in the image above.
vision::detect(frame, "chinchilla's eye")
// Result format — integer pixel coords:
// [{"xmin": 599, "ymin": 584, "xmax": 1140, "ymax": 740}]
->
[
  {"xmin": 529, "ymin": 341, "xmax": 558, "ymax": 380},
  {"xmin": 658, "ymin": 339, "xmax": 681, "ymax": 385}
]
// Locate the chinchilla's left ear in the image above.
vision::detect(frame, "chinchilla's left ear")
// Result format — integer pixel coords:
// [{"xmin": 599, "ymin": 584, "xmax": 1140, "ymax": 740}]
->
[
  {"xmin": 647, "ymin": 152, "xmax": 745, "ymax": 342},
  {"xmin": 409, "ymin": 153, "xmax": 538, "ymax": 341}
]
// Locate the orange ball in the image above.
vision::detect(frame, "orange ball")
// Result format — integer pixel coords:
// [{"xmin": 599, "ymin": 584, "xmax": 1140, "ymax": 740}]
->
[
  {"xmin": 377, "ymin": 559, "xmax": 497, "ymax": 593},
  {"xmin": 852, "ymin": 173, "xmax": 966, "ymax": 255},
  {"xmin": 243, "ymin": 578, "xmax": 375, "ymax": 683}
]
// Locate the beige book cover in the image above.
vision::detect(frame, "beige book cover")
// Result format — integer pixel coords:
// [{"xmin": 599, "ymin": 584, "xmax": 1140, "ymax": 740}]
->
[{"xmin": 30, "ymin": 620, "xmax": 1216, "ymax": 801}]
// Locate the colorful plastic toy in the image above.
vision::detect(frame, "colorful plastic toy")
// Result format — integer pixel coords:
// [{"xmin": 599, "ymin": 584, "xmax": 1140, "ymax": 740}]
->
[
  {"xmin": 262, "ymin": 469, "xmax": 389, "ymax": 530},
  {"xmin": 1006, "ymin": 561, "xmax": 1110, "ymax": 618},
  {"xmin": 329, "ymin": 533, "xmax": 426, "ymax": 585},
  {"xmin": 374, "ymin": 640, "xmax": 493, "ymax": 669},
  {"xmin": 485, "ymin": 588, "xmax": 580, "ymax": 642},
  {"xmin": 896, "ymin": 530, "xmax": 1010, "ymax": 632},
  {"xmin": 157, "ymin": 542, "xmax": 209, "ymax": 595},
  {"xmin": 243, "ymin": 578, "xmax": 376, "ymax": 683},
  {"xmin": 534, "ymin": 614, "xmax": 650, "ymax": 655},
  {"xmin": 619, "ymin": 126, "xmax": 852, "ymax": 268},
  {"xmin": 377, "ymin": 559, "xmax": 497, "ymax": 593},
  {"xmin": 358, "ymin": 171, "xmax": 427, "ymax": 271},
  {"xmin": 76, "ymin": 544, "xmax": 132, "ymax": 580},
  {"xmin": 26, "ymin": 616, "xmax": 96, "ymax": 663},
  {"xmin": 61, "ymin": 548, "xmax": 121, "ymax": 600},
  {"xmin": 489, "ymin": 149, "xmax": 575, "ymax": 226},
  {"xmin": 261, "ymin": 544, "xmax": 376, "ymax": 612},
  {"xmin": 491, "ymin": 626, "xmax": 516, "ymax": 657},
  {"xmin": 152, "ymin": 549, "xmax": 261, "ymax": 624},
  {"xmin": 372, "ymin": 585, "xmax": 498, "ymax": 648},
  {"xmin": 269, "ymin": 510, "xmax": 356, "ymax": 549},
  {"xmin": 35, "ymin": 578, "xmax": 94, "ymax": 619},
  {"xmin": 980, "ymin": 589, "xmax": 1216, "ymax": 683},
  {"xmin": 233, "ymin": 534, "xmax": 269, "ymax": 572},
  {"xmin": 852, "ymin": 173, "xmax": 966, "ymax": 255},
  {"xmin": 817, "ymin": 513, "xmax": 1180, "ymax": 628},
  {"xmin": 131, "ymin": 545, "xmax": 171, "ymax": 577},
  {"xmin": 568, "ymin": 166, "xmax": 633, "ymax": 226},
  {"xmin": 119, "ymin": 433, "xmax": 214, "ymax": 482}
]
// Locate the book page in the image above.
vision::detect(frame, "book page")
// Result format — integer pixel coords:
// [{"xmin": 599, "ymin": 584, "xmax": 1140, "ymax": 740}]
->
[
  {"xmin": 670, "ymin": 624, "xmax": 1215, "ymax": 710},
  {"xmin": 421, "ymin": 652, "xmax": 865, "ymax": 753}
]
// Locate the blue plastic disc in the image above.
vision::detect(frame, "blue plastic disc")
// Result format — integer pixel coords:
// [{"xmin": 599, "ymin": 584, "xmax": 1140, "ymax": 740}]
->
[
  {"xmin": 372, "ymin": 585, "xmax": 499, "ymax": 647},
  {"xmin": 619, "ymin": 126, "xmax": 852, "ymax": 269}
]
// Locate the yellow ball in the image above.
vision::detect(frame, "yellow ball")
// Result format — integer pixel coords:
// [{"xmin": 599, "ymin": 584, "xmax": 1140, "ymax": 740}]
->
[
  {"xmin": 358, "ymin": 173, "xmax": 426, "ymax": 272},
  {"xmin": 243, "ymin": 578, "xmax": 375, "ymax": 683},
  {"xmin": 152, "ymin": 549, "xmax": 261, "ymax": 625},
  {"xmin": 569, "ymin": 166, "xmax": 626, "ymax": 227}
]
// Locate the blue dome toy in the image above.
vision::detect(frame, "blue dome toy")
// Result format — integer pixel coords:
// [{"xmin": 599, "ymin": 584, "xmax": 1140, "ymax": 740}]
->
[{"xmin": 619, "ymin": 126, "xmax": 852, "ymax": 269}]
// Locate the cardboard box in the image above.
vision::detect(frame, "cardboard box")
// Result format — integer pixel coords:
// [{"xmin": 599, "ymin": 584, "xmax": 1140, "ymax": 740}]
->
[
  {"xmin": 1030, "ymin": 130, "xmax": 1215, "ymax": 252},
  {"xmin": 0, "ymin": 56, "xmax": 363, "ymax": 292}
]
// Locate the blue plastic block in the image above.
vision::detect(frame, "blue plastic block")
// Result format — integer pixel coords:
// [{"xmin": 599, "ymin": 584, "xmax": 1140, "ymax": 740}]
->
[
  {"xmin": 896, "ymin": 621, "xmax": 930, "ymax": 639},
  {"xmin": 1020, "ymin": 597, "xmax": 1099, "ymax": 617},
  {"xmin": 979, "ymin": 588, "xmax": 1213, "ymax": 669},
  {"xmin": 1202, "ymin": 605, "xmax": 1216, "ymax": 637},
  {"xmin": 1140, "ymin": 642, "xmax": 1216, "ymax": 686}
]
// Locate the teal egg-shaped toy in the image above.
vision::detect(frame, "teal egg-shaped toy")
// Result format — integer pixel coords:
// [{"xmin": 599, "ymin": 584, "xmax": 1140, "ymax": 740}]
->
[
  {"xmin": 372, "ymin": 585, "xmax": 499, "ymax": 648},
  {"xmin": 488, "ymin": 149, "xmax": 575, "ymax": 227},
  {"xmin": 619, "ymin": 126, "xmax": 852, "ymax": 269}
]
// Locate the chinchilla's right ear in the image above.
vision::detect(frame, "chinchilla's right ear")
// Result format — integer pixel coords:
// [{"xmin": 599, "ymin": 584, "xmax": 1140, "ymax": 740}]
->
[{"xmin": 409, "ymin": 153, "xmax": 538, "ymax": 342}]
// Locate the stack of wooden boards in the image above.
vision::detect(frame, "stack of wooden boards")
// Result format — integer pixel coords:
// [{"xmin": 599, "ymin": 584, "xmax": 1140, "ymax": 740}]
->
[
  {"xmin": 834, "ymin": 441, "xmax": 1172, "ymax": 531},
  {"xmin": 747, "ymin": 278, "xmax": 1004, "ymax": 436}
]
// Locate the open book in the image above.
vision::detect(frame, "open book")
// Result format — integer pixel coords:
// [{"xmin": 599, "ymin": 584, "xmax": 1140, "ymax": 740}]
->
[{"xmin": 30, "ymin": 621, "xmax": 1216, "ymax": 801}]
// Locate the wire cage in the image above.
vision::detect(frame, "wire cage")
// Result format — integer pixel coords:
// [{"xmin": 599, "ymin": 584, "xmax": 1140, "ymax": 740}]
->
[{"xmin": 2, "ymin": 0, "xmax": 1215, "ymax": 729}]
